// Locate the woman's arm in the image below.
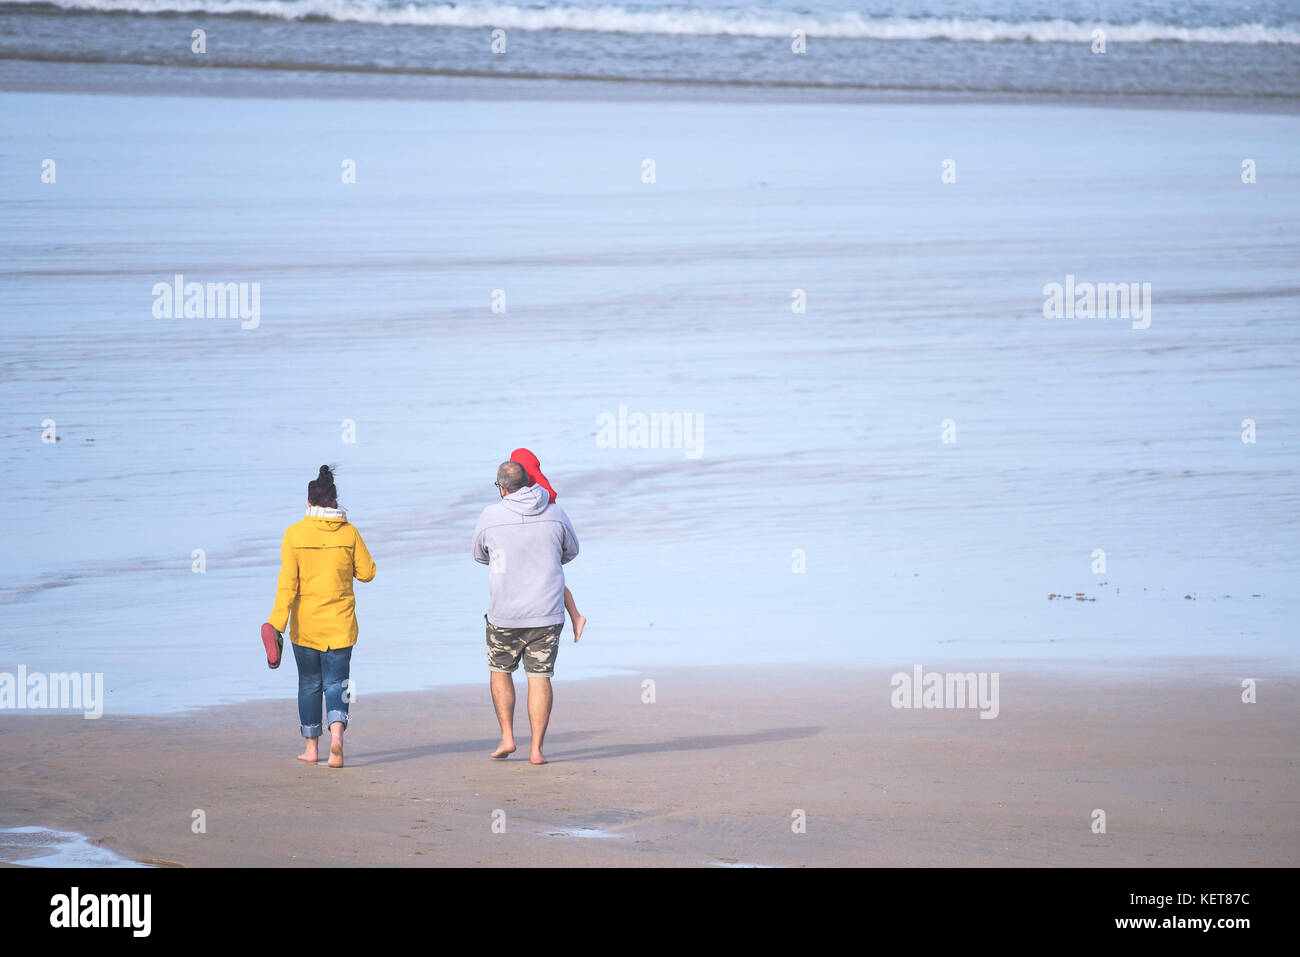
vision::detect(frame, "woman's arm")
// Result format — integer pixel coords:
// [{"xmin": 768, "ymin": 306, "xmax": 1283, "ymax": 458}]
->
[
  {"xmin": 268, "ymin": 529, "xmax": 298, "ymax": 633},
  {"xmin": 353, "ymin": 528, "xmax": 377, "ymax": 582}
]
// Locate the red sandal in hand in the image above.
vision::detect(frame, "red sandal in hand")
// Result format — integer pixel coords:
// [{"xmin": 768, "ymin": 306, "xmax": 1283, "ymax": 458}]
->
[{"xmin": 261, "ymin": 622, "xmax": 284, "ymax": 670}]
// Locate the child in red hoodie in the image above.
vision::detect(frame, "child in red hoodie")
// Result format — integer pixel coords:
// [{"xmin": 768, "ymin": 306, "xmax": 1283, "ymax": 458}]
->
[{"xmin": 510, "ymin": 448, "xmax": 586, "ymax": 641}]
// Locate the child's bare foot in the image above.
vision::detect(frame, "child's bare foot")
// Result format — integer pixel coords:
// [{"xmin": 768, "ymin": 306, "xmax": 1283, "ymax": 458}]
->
[
  {"xmin": 530, "ymin": 751, "xmax": 547, "ymax": 765},
  {"xmin": 327, "ymin": 742, "xmax": 344, "ymax": 768},
  {"xmin": 491, "ymin": 740, "xmax": 516, "ymax": 759},
  {"xmin": 571, "ymin": 614, "xmax": 586, "ymax": 642}
]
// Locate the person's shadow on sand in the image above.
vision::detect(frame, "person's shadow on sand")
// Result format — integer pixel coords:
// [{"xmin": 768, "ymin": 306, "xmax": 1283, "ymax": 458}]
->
[
  {"xmin": 348, "ymin": 726, "xmax": 822, "ymax": 767},
  {"xmin": 350, "ymin": 730, "xmax": 607, "ymax": 767},
  {"xmin": 551, "ymin": 726, "xmax": 823, "ymax": 763}
]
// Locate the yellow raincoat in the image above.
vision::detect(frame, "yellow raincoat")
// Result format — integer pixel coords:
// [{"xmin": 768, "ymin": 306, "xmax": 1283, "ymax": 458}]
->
[{"xmin": 269, "ymin": 512, "xmax": 376, "ymax": 651}]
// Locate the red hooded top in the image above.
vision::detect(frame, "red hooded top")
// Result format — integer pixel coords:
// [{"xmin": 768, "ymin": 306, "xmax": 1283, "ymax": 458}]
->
[{"xmin": 510, "ymin": 448, "xmax": 556, "ymax": 504}]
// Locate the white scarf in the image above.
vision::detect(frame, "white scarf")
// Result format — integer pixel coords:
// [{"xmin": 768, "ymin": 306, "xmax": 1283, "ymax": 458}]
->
[{"xmin": 305, "ymin": 505, "xmax": 347, "ymax": 519}]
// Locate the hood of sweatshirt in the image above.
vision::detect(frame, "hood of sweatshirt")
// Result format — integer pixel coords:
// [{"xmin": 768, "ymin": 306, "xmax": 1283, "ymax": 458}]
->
[
  {"xmin": 500, "ymin": 483, "xmax": 550, "ymax": 516},
  {"xmin": 305, "ymin": 506, "xmax": 349, "ymax": 530}
]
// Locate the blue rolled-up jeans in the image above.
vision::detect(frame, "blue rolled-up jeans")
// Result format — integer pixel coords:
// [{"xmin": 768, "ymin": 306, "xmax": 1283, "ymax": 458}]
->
[{"xmin": 291, "ymin": 643, "xmax": 353, "ymax": 738}]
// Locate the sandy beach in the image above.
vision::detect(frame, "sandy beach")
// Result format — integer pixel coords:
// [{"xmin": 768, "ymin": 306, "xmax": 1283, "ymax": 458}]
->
[{"xmin": 2, "ymin": 661, "xmax": 1296, "ymax": 867}]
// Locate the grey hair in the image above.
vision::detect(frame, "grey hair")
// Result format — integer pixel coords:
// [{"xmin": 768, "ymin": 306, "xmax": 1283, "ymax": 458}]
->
[{"xmin": 496, "ymin": 460, "xmax": 529, "ymax": 493}]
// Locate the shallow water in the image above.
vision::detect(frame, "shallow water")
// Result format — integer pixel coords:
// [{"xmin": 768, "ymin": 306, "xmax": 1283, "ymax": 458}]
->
[{"xmin": 0, "ymin": 91, "xmax": 1297, "ymax": 714}]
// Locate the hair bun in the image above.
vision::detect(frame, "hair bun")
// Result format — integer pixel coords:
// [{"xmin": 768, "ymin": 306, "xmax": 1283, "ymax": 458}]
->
[{"xmin": 307, "ymin": 465, "xmax": 339, "ymax": 508}]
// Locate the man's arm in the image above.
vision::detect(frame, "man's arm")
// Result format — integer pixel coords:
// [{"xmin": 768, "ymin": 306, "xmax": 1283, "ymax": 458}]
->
[
  {"xmin": 472, "ymin": 513, "xmax": 490, "ymax": 565},
  {"xmin": 559, "ymin": 511, "xmax": 579, "ymax": 565}
]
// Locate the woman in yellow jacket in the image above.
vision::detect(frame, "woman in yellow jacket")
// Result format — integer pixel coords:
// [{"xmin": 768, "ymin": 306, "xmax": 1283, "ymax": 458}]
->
[{"xmin": 263, "ymin": 465, "xmax": 375, "ymax": 768}]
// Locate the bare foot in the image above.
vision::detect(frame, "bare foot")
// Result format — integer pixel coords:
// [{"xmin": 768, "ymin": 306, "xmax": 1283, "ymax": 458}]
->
[
  {"xmin": 297, "ymin": 749, "xmax": 318, "ymax": 763},
  {"xmin": 530, "ymin": 752, "xmax": 548, "ymax": 765},
  {"xmin": 572, "ymin": 614, "xmax": 587, "ymax": 642},
  {"xmin": 327, "ymin": 742, "xmax": 344, "ymax": 768},
  {"xmin": 491, "ymin": 740, "xmax": 516, "ymax": 759}
]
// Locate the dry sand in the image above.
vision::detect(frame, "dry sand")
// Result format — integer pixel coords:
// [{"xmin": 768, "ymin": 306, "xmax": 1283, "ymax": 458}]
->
[{"xmin": 1, "ymin": 661, "xmax": 1296, "ymax": 867}]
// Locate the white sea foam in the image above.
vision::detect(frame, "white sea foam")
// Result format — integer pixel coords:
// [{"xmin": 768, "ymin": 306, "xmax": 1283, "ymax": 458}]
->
[
  {"xmin": 12, "ymin": 0, "xmax": 1300, "ymax": 44},
  {"xmin": 0, "ymin": 826, "xmax": 147, "ymax": 867}
]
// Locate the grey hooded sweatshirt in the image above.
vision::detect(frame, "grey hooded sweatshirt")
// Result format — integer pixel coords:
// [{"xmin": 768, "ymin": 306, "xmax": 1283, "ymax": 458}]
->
[{"xmin": 472, "ymin": 483, "xmax": 579, "ymax": 628}]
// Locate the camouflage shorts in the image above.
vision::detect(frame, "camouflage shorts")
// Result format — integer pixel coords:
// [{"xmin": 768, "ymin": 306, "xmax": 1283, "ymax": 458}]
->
[{"xmin": 485, "ymin": 615, "xmax": 562, "ymax": 678}]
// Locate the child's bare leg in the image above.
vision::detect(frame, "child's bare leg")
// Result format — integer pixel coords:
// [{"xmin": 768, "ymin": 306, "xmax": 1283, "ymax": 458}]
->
[{"xmin": 564, "ymin": 586, "xmax": 586, "ymax": 642}]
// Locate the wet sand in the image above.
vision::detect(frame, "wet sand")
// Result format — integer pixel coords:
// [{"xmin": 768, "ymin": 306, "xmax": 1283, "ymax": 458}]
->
[{"xmin": 1, "ymin": 661, "xmax": 1296, "ymax": 867}]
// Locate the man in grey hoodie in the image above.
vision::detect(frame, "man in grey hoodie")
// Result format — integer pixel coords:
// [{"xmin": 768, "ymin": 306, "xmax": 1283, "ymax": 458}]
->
[{"xmin": 472, "ymin": 460, "xmax": 580, "ymax": 764}]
